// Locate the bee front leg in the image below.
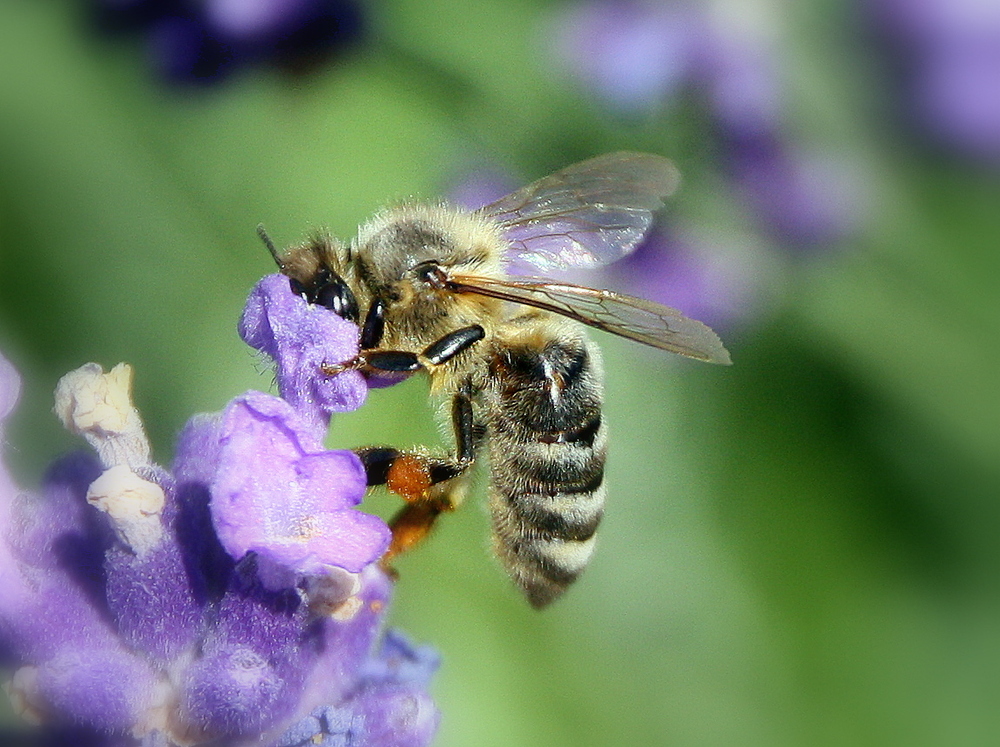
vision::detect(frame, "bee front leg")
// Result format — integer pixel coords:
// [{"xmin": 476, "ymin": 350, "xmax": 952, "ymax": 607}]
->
[
  {"xmin": 322, "ymin": 323, "xmax": 486, "ymax": 376},
  {"xmin": 355, "ymin": 379, "xmax": 481, "ymax": 564}
]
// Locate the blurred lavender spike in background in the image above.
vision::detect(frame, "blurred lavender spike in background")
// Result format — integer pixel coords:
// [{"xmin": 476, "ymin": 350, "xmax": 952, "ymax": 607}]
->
[
  {"xmin": 553, "ymin": 0, "xmax": 698, "ymax": 116},
  {"xmin": 871, "ymin": 0, "xmax": 1000, "ymax": 162},
  {"xmin": 91, "ymin": 0, "xmax": 366, "ymax": 83},
  {"xmin": 551, "ymin": 0, "xmax": 863, "ymax": 247}
]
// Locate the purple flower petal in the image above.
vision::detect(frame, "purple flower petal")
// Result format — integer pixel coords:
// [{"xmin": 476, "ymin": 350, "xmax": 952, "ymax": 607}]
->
[
  {"xmin": 35, "ymin": 647, "xmax": 159, "ymax": 733},
  {"xmin": 0, "ymin": 353, "xmax": 25, "ymax": 620},
  {"xmin": 295, "ymin": 565, "xmax": 394, "ymax": 712},
  {"xmin": 181, "ymin": 645, "xmax": 291, "ymax": 736},
  {"xmin": 240, "ymin": 274, "xmax": 368, "ymax": 435},
  {"xmin": 172, "ymin": 412, "xmax": 224, "ymax": 486},
  {"xmin": 211, "ymin": 391, "xmax": 390, "ymax": 576},
  {"xmin": 104, "ymin": 542, "xmax": 204, "ymax": 662},
  {"xmin": 358, "ymin": 629, "xmax": 441, "ymax": 689},
  {"xmin": 329, "ymin": 686, "xmax": 440, "ymax": 747},
  {"xmin": 180, "ymin": 559, "xmax": 310, "ymax": 738},
  {"xmin": 0, "ymin": 453, "xmax": 124, "ymax": 663}
]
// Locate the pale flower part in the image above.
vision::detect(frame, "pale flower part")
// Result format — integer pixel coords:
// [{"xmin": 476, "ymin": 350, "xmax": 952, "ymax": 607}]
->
[
  {"xmin": 305, "ymin": 566, "xmax": 364, "ymax": 618},
  {"xmin": 0, "ymin": 351, "xmax": 21, "ymax": 426},
  {"xmin": 87, "ymin": 464, "xmax": 166, "ymax": 554},
  {"xmin": 5, "ymin": 666, "xmax": 43, "ymax": 725},
  {"xmin": 54, "ymin": 362, "xmax": 151, "ymax": 469}
]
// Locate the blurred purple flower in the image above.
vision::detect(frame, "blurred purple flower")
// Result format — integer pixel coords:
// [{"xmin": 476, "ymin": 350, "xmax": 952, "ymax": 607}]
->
[
  {"xmin": 0, "ymin": 275, "xmax": 438, "ymax": 745},
  {"xmin": 873, "ymin": 0, "xmax": 1000, "ymax": 161},
  {"xmin": 551, "ymin": 0, "xmax": 862, "ymax": 247},
  {"xmin": 446, "ymin": 165, "xmax": 518, "ymax": 212},
  {"xmin": 555, "ymin": 0, "xmax": 698, "ymax": 115},
  {"xmin": 602, "ymin": 224, "xmax": 769, "ymax": 331},
  {"xmin": 90, "ymin": 0, "xmax": 365, "ymax": 83},
  {"xmin": 721, "ymin": 132, "xmax": 865, "ymax": 247}
]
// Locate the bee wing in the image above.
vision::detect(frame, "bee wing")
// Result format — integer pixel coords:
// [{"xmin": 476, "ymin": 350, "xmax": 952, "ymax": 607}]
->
[
  {"xmin": 478, "ymin": 152, "xmax": 681, "ymax": 273},
  {"xmin": 449, "ymin": 275, "xmax": 731, "ymax": 364}
]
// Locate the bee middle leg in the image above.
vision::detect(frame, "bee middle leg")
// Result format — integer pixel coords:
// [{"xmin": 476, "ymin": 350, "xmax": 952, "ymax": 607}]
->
[{"xmin": 355, "ymin": 379, "xmax": 481, "ymax": 563}]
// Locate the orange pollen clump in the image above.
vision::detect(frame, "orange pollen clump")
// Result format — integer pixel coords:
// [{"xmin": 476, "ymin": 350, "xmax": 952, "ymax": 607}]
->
[{"xmin": 386, "ymin": 455, "xmax": 432, "ymax": 502}]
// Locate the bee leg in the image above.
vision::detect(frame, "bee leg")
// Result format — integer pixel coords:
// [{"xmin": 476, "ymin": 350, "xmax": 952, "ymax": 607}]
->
[
  {"xmin": 381, "ymin": 486, "xmax": 460, "ymax": 566},
  {"xmin": 355, "ymin": 380, "xmax": 481, "ymax": 565},
  {"xmin": 322, "ymin": 324, "xmax": 485, "ymax": 376},
  {"xmin": 359, "ymin": 298, "xmax": 386, "ymax": 349},
  {"xmin": 355, "ymin": 448, "xmax": 466, "ymax": 565},
  {"xmin": 420, "ymin": 325, "xmax": 486, "ymax": 366}
]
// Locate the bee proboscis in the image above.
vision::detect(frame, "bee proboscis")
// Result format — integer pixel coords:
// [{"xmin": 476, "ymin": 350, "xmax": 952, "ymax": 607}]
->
[{"xmin": 266, "ymin": 152, "xmax": 730, "ymax": 608}]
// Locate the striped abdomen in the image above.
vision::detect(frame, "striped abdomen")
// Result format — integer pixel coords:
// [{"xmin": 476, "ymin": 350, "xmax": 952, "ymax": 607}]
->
[{"xmin": 484, "ymin": 326, "xmax": 607, "ymax": 608}]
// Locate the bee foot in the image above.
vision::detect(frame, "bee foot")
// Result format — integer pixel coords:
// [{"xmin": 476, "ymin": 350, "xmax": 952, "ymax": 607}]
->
[{"xmin": 321, "ymin": 355, "xmax": 366, "ymax": 376}]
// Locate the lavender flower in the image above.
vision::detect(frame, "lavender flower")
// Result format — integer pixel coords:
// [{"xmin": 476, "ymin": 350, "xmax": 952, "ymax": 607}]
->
[
  {"xmin": 0, "ymin": 276, "xmax": 439, "ymax": 746},
  {"xmin": 551, "ymin": 0, "xmax": 862, "ymax": 247},
  {"xmin": 90, "ymin": 0, "xmax": 365, "ymax": 83},
  {"xmin": 239, "ymin": 273, "xmax": 368, "ymax": 436},
  {"xmin": 554, "ymin": 0, "xmax": 697, "ymax": 116},
  {"xmin": 872, "ymin": 0, "xmax": 1000, "ymax": 162}
]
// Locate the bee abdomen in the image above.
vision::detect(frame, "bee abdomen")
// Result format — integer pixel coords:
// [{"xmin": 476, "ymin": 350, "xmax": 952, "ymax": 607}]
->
[
  {"xmin": 489, "ymin": 478, "xmax": 606, "ymax": 608},
  {"xmin": 485, "ymin": 334, "xmax": 607, "ymax": 608}
]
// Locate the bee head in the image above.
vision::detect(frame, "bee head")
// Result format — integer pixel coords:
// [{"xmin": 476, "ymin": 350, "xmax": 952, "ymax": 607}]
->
[{"xmin": 259, "ymin": 228, "xmax": 359, "ymax": 322}]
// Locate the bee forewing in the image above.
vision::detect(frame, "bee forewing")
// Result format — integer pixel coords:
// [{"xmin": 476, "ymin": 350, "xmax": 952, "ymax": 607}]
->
[
  {"xmin": 449, "ymin": 275, "xmax": 732, "ymax": 365},
  {"xmin": 479, "ymin": 152, "xmax": 681, "ymax": 274}
]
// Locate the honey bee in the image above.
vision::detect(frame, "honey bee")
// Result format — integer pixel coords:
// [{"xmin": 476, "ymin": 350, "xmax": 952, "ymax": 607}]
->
[{"xmin": 263, "ymin": 152, "xmax": 730, "ymax": 608}]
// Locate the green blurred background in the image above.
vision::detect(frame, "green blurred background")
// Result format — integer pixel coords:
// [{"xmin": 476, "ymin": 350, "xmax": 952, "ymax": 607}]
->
[{"xmin": 1, "ymin": 1, "xmax": 999, "ymax": 745}]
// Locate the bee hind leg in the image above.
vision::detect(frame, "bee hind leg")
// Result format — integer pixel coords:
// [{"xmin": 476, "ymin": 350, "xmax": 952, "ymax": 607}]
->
[
  {"xmin": 355, "ymin": 446, "xmax": 472, "ymax": 565},
  {"xmin": 355, "ymin": 380, "xmax": 481, "ymax": 565}
]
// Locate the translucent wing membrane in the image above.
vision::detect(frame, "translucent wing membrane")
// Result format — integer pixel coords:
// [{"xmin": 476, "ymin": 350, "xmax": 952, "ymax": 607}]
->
[
  {"xmin": 480, "ymin": 152, "xmax": 681, "ymax": 273},
  {"xmin": 448, "ymin": 275, "xmax": 731, "ymax": 364}
]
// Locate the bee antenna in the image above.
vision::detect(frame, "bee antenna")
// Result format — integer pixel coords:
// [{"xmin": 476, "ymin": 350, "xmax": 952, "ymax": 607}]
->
[{"xmin": 257, "ymin": 224, "xmax": 283, "ymax": 270}]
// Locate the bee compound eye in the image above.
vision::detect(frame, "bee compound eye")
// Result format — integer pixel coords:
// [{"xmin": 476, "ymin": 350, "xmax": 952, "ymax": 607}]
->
[
  {"xmin": 315, "ymin": 278, "xmax": 360, "ymax": 322},
  {"xmin": 288, "ymin": 277, "xmax": 309, "ymax": 299},
  {"xmin": 414, "ymin": 261, "xmax": 446, "ymax": 289}
]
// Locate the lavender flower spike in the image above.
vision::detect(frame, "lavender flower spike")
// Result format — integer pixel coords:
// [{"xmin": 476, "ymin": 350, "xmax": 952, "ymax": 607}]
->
[{"xmin": 0, "ymin": 304, "xmax": 438, "ymax": 747}]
